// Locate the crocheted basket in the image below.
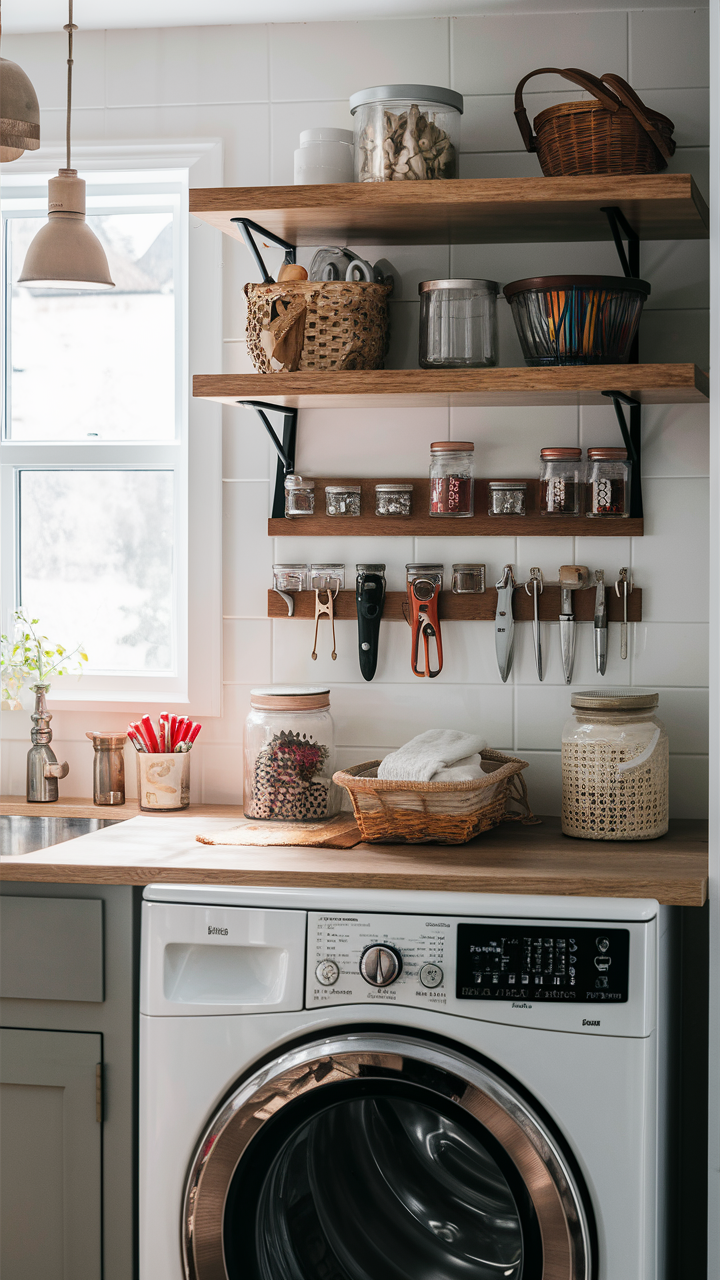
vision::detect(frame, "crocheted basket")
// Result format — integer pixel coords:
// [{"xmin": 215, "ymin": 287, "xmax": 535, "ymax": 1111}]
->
[
  {"xmin": 333, "ymin": 749, "xmax": 537, "ymax": 845},
  {"xmin": 245, "ymin": 280, "xmax": 392, "ymax": 373}
]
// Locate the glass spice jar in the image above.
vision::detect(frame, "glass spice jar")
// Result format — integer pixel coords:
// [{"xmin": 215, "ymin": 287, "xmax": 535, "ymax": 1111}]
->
[
  {"xmin": 310, "ymin": 564, "xmax": 345, "ymax": 591},
  {"xmin": 273, "ymin": 564, "xmax": 307, "ymax": 592},
  {"xmin": 539, "ymin": 448, "xmax": 583, "ymax": 516},
  {"xmin": 452, "ymin": 564, "xmax": 485, "ymax": 593},
  {"xmin": 429, "ymin": 441, "xmax": 474, "ymax": 517},
  {"xmin": 375, "ymin": 483, "xmax": 413, "ymax": 516},
  {"xmin": 325, "ymin": 485, "xmax": 361, "ymax": 517},
  {"xmin": 561, "ymin": 690, "xmax": 668, "ymax": 840},
  {"xmin": 284, "ymin": 475, "xmax": 315, "ymax": 517},
  {"xmin": 243, "ymin": 686, "xmax": 340, "ymax": 821},
  {"xmin": 488, "ymin": 481, "xmax": 526, "ymax": 516},
  {"xmin": 586, "ymin": 448, "xmax": 631, "ymax": 518}
]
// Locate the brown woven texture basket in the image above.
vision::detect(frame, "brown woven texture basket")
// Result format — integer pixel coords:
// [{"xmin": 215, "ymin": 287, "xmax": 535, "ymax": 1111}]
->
[
  {"xmin": 333, "ymin": 750, "xmax": 538, "ymax": 846},
  {"xmin": 245, "ymin": 280, "xmax": 392, "ymax": 373},
  {"xmin": 514, "ymin": 67, "xmax": 675, "ymax": 176}
]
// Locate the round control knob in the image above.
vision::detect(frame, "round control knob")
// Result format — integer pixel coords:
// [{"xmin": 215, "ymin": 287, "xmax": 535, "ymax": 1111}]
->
[
  {"xmin": 360, "ymin": 944, "xmax": 402, "ymax": 987},
  {"xmin": 419, "ymin": 963, "xmax": 444, "ymax": 989},
  {"xmin": 315, "ymin": 960, "xmax": 340, "ymax": 986}
]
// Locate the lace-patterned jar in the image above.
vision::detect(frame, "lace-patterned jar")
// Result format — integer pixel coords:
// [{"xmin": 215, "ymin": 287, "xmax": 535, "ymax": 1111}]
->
[
  {"xmin": 244, "ymin": 686, "xmax": 340, "ymax": 821},
  {"xmin": 561, "ymin": 690, "xmax": 668, "ymax": 841}
]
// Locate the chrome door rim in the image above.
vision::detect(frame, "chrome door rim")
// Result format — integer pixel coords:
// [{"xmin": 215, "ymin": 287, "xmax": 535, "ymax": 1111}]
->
[{"xmin": 183, "ymin": 1031, "xmax": 592, "ymax": 1280}]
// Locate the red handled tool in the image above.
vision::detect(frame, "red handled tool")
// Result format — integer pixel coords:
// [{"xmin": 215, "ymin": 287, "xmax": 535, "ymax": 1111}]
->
[{"xmin": 406, "ymin": 563, "xmax": 444, "ymax": 678}]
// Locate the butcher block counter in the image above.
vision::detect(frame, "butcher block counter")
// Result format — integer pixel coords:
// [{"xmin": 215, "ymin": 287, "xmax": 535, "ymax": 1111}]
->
[{"xmin": 0, "ymin": 798, "xmax": 708, "ymax": 906}]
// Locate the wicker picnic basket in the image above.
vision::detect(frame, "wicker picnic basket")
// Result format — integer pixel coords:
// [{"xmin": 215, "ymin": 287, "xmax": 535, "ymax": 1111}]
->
[
  {"xmin": 514, "ymin": 67, "xmax": 675, "ymax": 176},
  {"xmin": 333, "ymin": 750, "xmax": 537, "ymax": 845},
  {"xmin": 245, "ymin": 279, "xmax": 392, "ymax": 373}
]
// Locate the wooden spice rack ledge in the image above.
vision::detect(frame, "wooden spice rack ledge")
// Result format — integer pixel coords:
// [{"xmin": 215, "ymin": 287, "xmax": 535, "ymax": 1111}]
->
[
  {"xmin": 269, "ymin": 478, "xmax": 644, "ymax": 537},
  {"xmin": 268, "ymin": 587, "xmax": 642, "ymax": 623}
]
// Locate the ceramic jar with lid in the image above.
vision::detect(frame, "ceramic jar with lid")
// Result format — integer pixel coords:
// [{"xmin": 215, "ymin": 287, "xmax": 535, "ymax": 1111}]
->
[
  {"xmin": 294, "ymin": 127, "xmax": 354, "ymax": 184},
  {"xmin": 244, "ymin": 686, "xmax": 340, "ymax": 821},
  {"xmin": 561, "ymin": 690, "xmax": 668, "ymax": 840}
]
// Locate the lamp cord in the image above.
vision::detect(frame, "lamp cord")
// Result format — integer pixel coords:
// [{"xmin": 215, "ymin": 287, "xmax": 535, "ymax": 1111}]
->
[{"xmin": 64, "ymin": 0, "xmax": 78, "ymax": 172}]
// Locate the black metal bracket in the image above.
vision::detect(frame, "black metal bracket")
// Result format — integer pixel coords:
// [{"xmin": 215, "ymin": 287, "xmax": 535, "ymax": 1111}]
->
[
  {"xmin": 600, "ymin": 206, "xmax": 640, "ymax": 279},
  {"xmin": 240, "ymin": 401, "xmax": 298, "ymax": 519},
  {"xmin": 601, "ymin": 390, "xmax": 643, "ymax": 518},
  {"xmin": 230, "ymin": 217, "xmax": 296, "ymax": 284}
]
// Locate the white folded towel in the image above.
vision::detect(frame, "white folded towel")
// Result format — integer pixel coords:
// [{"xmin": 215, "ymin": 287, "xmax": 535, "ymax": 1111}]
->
[{"xmin": 377, "ymin": 730, "xmax": 487, "ymax": 783}]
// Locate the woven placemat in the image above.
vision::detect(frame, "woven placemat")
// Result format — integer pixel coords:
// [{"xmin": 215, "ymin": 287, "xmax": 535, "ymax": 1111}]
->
[{"xmin": 196, "ymin": 814, "xmax": 362, "ymax": 849}]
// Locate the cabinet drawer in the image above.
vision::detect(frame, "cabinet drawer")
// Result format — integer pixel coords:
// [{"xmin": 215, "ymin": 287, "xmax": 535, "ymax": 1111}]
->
[{"xmin": 0, "ymin": 898, "xmax": 104, "ymax": 1003}]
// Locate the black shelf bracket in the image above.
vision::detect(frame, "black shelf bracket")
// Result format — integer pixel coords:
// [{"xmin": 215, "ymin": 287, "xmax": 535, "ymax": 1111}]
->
[
  {"xmin": 600, "ymin": 205, "xmax": 640, "ymax": 279},
  {"xmin": 601, "ymin": 390, "xmax": 643, "ymax": 519},
  {"xmin": 230, "ymin": 217, "xmax": 296, "ymax": 284},
  {"xmin": 240, "ymin": 401, "xmax": 299, "ymax": 519}
]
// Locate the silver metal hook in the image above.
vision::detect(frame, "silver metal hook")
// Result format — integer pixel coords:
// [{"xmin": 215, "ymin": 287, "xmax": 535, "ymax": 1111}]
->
[{"xmin": 524, "ymin": 567, "xmax": 543, "ymax": 597}]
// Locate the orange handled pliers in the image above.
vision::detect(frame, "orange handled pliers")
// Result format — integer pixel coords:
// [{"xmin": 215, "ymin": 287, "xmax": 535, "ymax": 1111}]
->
[{"xmin": 408, "ymin": 577, "xmax": 443, "ymax": 678}]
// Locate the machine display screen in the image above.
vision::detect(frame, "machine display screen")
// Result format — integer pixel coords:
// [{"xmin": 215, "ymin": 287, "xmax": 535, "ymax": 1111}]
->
[{"xmin": 456, "ymin": 924, "xmax": 630, "ymax": 1003}]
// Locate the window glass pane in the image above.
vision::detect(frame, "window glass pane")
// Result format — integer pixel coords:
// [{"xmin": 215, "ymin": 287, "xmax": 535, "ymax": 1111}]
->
[
  {"xmin": 7, "ymin": 211, "xmax": 175, "ymax": 441},
  {"xmin": 20, "ymin": 470, "xmax": 174, "ymax": 673}
]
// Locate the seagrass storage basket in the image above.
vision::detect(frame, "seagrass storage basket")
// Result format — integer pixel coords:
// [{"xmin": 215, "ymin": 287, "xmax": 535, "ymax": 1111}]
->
[
  {"xmin": 245, "ymin": 280, "xmax": 392, "ymax": 373},
  {"xmin": 333, "ymin": 750, "xmax": 535, "ymax": 845},
  {"xmin": 514, "ymin": 67, "xmax": 675, "ymax": 176}
]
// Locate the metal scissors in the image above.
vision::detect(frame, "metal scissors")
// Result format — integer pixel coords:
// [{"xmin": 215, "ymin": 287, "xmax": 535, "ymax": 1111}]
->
[{"xmin": 408, "ymin": 577, "xmax": 443, "ymax": 678}]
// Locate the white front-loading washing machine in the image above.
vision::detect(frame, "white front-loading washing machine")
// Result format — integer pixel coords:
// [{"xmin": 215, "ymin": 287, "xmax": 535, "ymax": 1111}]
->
[{"xmin": 140, "ymin": 884, "xmax": 673, "ymax": 1280}]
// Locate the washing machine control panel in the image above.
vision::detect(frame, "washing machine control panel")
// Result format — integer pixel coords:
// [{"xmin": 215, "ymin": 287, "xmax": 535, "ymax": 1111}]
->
[
  {"xmin": 308, "ymin": 913, "xmax": 451, "ymax": 1009},
  {"xmin": 456, "ymin": 923, "xmax": 630, "ymax": 1003}
]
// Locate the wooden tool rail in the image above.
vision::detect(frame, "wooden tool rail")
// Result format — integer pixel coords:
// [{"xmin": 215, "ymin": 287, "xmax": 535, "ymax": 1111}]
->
[
  {"xmin": 268, "ymin": 477, "xmax": 644, "ymax": 537},
  {"xmin": 268, "ymin": 588, "xmax": 642, "ymax": 623}
]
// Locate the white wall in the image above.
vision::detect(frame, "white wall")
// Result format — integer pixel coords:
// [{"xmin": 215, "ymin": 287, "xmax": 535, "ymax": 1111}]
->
[{"xmin": 0, "ymin": 8, "xmax": 710, "ymax": 815}]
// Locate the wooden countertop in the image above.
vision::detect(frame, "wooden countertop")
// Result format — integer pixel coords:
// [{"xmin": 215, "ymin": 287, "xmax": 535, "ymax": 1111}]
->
[{"xmin": 0, "ymin": 804, "xmax": 708, "ymax": 906}]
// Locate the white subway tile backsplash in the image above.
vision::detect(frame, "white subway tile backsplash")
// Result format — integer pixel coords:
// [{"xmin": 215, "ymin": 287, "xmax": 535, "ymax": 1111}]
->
[
  {"xmin": 270, "ymin": 19, "xmax": 449, "ymax": 103},
  {"xmin": 637, "ymin": 404, "xmax": 709, "ymax": 480},
  {"xmin": 629, "ymin": 9, "xmax": 709, "ymax": 89},
  {"xmin": 449, "ymin": 405, "xmax": 578, "ymax": 477},
  {"xmin": 106, "ymin": 24, "xmax": 269, "ymax": 108},
  {"xmin": 295, "ymin": 407, "xmax": 447, "ymax": 478},
  {"xmin": 655, "ymin": 689, "xmax": 708, "ymax": 755},
  {"xmin": 329, "ymin": 682, "xmax": 513, "ymax": 750},
  {"xmin": 634, "ymin": 240, "xmax": 709, "ymax": 311},
  {"xmin": 223, "ymin": 405, "xmax": 276, "ymax": 482},
  {"xmin": 223, "ymin": 482, "xmax": 273, "ymax": 617},
  {"xmin": 632, "ymin": 623, "xmax": 708, "ymax": 688},
  {"xmin": 2, "ymin": 31, "xmax": 106, "ymax": 109},
  {"xmin": 222, "ymin": 620, "xmax": 273, "ymax": 685},
  {"xmin": 413, "ymin": 537, "xmax": 516, "ymax": 587},
  {"xmin": 632, "ymin": 479, "xmax": 708, "ymax": 621},
  {"xmin": 105, "ymin": 103, "xmax": 271, "ymax": 186},
  {"xmin": 200, "ymin": 743, "xmax": 244, "ymax": 805},
  {"xmin": 451, "ymin": 13, "xmax": 627, "ymax": 97}
]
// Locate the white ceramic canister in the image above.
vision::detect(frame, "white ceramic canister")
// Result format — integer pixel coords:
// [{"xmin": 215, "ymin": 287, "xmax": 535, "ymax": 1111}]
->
[
  {"xmin": 136, "ymin": 752, "xmax": 190, "ymax": 811},
  {"xmin": 294, "ymin": 127, "xmax": 354, "ymax": 184}
]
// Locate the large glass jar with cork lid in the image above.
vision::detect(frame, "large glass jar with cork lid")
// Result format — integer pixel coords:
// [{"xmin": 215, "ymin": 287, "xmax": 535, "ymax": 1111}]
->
[
  {"xmin": 243, "ymin": 686, "xmax": 340, "ymax": 821},
  {"xmin": 561, "ymin": 690, "xmax": 668, "ymax": 840}
]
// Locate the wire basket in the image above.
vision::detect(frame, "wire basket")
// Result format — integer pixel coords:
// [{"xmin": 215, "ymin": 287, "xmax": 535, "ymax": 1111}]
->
[
  {"xmin": 504, "ymin": 275, "xmax": 650, "ymax": 366},
  {"xmin": 333, "ymin": 750, "xmax": 537, "ymax": 845},
  {"xmin": 245, "ymin": 280, "xmax": 392, "ymax": 373}
]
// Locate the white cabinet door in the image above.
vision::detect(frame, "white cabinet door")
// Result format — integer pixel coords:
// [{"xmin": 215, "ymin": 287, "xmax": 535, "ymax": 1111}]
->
[{"xmin": 0, "ymin": 1028, "xmax": 102, "ymax": 1280}]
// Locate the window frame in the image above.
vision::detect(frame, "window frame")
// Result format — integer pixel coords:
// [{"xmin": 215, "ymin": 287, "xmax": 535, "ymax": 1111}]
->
[{"xmin": 0, "ymin": 140, "xmax": 223, "ymax": 715}]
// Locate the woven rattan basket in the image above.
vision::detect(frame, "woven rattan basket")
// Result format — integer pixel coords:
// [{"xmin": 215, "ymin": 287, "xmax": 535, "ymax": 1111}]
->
[
  {"xmin": 245, "ymin": 280, "xmax": 392, "ymax": 373},
  {"xmin": 514, "ymin": 67, "xmax": 675, "ymax": 176},
  {"xmin": 333, "ymin": 750, "xmax": 537, "ymax": 845}
]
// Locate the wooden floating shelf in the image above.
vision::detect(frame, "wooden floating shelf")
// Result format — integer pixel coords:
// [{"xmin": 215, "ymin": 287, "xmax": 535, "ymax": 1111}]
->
[
  {"xmin": 268, "ymin": 587, "xmax": 642, "ymax": 623},
  {"xmin": 195, "ymin": 365, "xmax": 708, "ymax": 410},
  {"xmin": 189, "ymin": 175, "xmax": 709, "ymax": 246},
  {"xmin": 268, "ymin": 478, "xmax": 644, "ymax": 537}
]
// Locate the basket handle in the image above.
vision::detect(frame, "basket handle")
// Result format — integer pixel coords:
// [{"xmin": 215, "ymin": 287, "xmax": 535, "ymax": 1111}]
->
[
  {"xmin": 514, "ymin": 66, "xmax": 622, "ymax": 153},
  {"xmin": 599, "ymin": 72, "xmax": 675, "ymax": 161}
]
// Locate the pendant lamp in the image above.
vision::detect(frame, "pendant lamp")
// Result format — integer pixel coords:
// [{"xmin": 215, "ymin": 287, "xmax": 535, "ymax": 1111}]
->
[
  {"xmin": 0, "ymin": 0, "xmax": 41, "ymax": 162},
  {"xmin": 18, "ymin": 1, "xmax": 114, "ymax": 291}
]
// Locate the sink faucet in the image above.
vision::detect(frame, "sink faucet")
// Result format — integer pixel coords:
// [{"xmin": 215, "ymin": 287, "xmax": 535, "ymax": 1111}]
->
[{"xmin": 26, "ymin": 684, "xmax": 69, "ymax": 803}]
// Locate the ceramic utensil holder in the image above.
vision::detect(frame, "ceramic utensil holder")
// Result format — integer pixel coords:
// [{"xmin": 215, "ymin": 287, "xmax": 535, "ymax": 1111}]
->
[{"xmin": 136, "ymin": 752, "xmax": 190, "ymax": 811}]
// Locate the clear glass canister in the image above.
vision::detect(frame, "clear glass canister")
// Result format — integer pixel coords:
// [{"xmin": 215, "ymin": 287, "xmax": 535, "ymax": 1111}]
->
[
  {"xmin": 375, "ymin": 483, "xmax": 413, "ymax": 516},
  {"xmin": 418, "ymin": 279, "xmax": 499, "ymax": 368},
  {"xmin": 540, "ymin": 447, "xmax": 583, "ymax": 515},
  {"xmin": 586, "ymin": 447, "xmax": 631, "ymax": 517},
  {"xmin": 86, "ymin": 730, "xmax": 126, "ymax": 805},
  {"xmin": 284, "ymin": 475, "xmax": 315, "ymax": 517},
  {"xmin": 244, "ymin": 686, "xmax": 340, "ymax": 821},
  {"xmin": 429, "ymin": 441, "xmax": 474, "ymax": 517},
  {"xmin": 488, "ymin": 481, "xmax": 526, "ymax": 516},
  {"xmin": 561, "ymin": 690, "xmax": 668, "ymax": 841},
  {"xmin": 350, "ymin": 84, "xmax": 463, "ymax": 182},
  {"xmin": 325, "ymin": 485, "xmax": 361, "ymax": 517}
]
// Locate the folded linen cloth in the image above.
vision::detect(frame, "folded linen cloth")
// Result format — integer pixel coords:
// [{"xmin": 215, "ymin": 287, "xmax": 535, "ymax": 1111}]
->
[{"xmin": 377, "ymin": 730, "xmax": 487, "ymax": 783}]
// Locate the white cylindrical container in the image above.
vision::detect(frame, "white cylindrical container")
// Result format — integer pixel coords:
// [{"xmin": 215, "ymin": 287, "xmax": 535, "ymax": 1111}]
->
[
  {"xmin": 244, "ymin": 686, "xmax": 340, "ymax": 821},
  {"xmin": 561, "ymin": 690, "xmax": 669, "ymax": 840},
  {"xmin": 294, "ymin": 128, "xmax": 354, "ymax": 184},
  {"xmin": 136, "ymin": 753, "xmax": 190, "ymax": 811}
]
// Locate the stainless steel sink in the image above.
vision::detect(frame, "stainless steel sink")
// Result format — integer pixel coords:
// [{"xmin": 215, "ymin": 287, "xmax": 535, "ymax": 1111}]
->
[{"xmin": 0, "ymin": 814, "xmax": 122, "ymax": 857}]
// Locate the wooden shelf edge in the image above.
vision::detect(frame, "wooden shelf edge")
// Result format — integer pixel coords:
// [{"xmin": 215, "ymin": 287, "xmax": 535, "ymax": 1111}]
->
[{"xmin": 269, "ymin": 517, "xmax": 644, "ymax": 537}]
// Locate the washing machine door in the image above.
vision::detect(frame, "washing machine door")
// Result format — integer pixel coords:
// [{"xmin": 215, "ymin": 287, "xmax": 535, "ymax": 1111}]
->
[{"xmin": 183, "ymin": 1032, "xmax": 592, "ymax": 1280}]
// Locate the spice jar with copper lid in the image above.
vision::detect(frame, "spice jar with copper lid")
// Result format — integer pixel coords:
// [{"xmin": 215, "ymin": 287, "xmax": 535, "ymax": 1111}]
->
[
  {"xmin": 586, "ymin": 447, "xmax": 631, "ymax": 518},
  {"xmin": 429, "ymin": 441, "xmax": 474, "ymax": 517},
  {"xmin": 539, "ymin": 447, "xmax": 583, "ymax": 515}
]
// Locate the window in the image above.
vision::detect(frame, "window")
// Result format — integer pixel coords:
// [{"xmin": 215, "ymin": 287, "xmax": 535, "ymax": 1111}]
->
[{"xmin": 1, "ymin": 145, "xmax": 222, "ymax": 710}]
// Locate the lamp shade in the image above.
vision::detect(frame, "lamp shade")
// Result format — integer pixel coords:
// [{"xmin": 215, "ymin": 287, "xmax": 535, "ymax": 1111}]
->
[
  {"xmin": 18, "ymin": 170, "xmax": 115, "ymax": 290},
  {"xmin": 0, "ymin": 56, "xmax": 41, "ymax": 162}
]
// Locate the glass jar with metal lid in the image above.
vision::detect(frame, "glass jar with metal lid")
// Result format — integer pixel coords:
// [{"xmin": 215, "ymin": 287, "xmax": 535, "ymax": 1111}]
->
[
  {"xmin": 350, "ymin": 84, "xmax": 463, "ymax": 182},
  {"xmin": 586, "ymin": 447, "xmax": 631, "ymax": 518},
  {"xmin": 540, "ymin": 447, "xmax": 584, "ymax": 515},
  {"xmin": 284, "ymin": 475, "xmax": 315, "ymax": 517},
  {"xmin": 244, "ymin": 686, "xmax": 339, "ymax": 821},
  {"xmin": 488, "ymin": 480, "xmax": 526, "ymax": 516},
  {"xmin": 325, "ymin": 485, "xmax": 361, "ymax": 517},
  {"xmin": 375, "ymin": 483, "xmax": 413, "ymax": 517},
  {"xmin": 418, "ymin": 279, "xmax": 499, "ymax": 368},
  {"xmin": 561, "ymin": 690, "xmax": 668, "ymax": 841},
  {"xmin": 429, "ymin": 441, "xmax": 474, "ymax": 517}
]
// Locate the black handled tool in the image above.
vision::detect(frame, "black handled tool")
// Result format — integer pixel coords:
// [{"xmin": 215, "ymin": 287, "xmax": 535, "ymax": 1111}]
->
[{"xmin": 356, "ymin": 564, "xmax": 386, "ymax": 681}]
